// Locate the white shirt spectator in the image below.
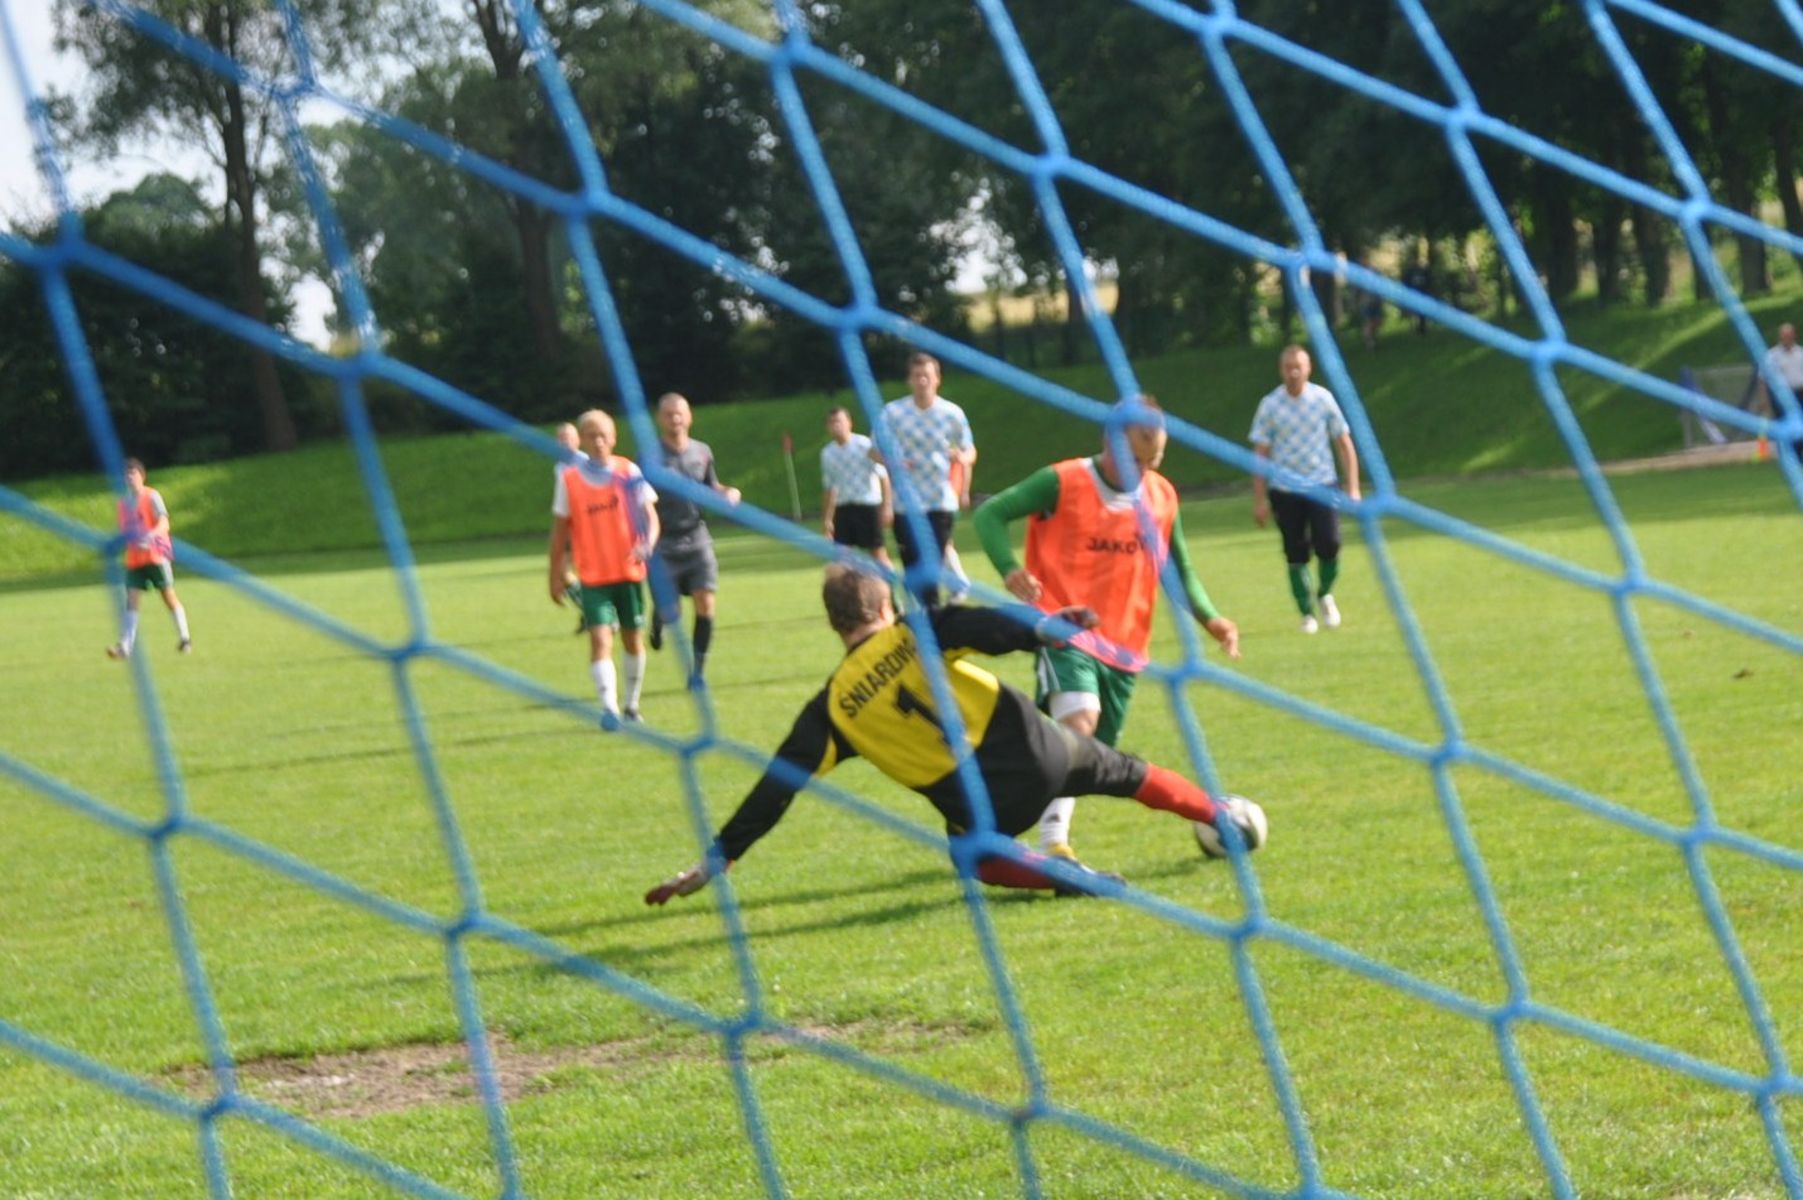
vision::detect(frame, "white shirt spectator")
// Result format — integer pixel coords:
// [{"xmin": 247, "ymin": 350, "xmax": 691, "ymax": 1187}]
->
[
  {"xmin": 1763, "ymin": 342, "xmax": 1803, "ymax": 393},
  {"xmin": 879, "ymin": 396, "xmax": 973, "ymax": 512},
  {"xmin": 1249, "ymin": 383, "xmax": 1350, "ymax": 489},
  {"xmin": 820, "ymin": 433, "xmax": 886, "ymax": 507}
]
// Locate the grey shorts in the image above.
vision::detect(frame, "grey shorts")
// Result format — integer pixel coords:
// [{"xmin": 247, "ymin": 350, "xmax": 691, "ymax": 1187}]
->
[{"xmin": 658, "ymin": 531, "xmax": 719, "ymax": 595}]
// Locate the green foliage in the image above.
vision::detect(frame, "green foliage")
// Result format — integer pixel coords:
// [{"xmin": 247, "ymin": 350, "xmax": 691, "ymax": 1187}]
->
[
  {"xmin": 0, "ymin": 177, "xmax": 321, "ymax": 482},
  {"xmin": 1, "ymin": 467, "xmax": 1798, "ymax": 1197}
]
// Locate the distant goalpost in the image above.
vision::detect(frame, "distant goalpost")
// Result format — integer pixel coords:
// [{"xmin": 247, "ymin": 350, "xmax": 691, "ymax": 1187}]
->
[{"xmin": 1678, "ymin": 363, "xmax": 1763, "ymax": 449}]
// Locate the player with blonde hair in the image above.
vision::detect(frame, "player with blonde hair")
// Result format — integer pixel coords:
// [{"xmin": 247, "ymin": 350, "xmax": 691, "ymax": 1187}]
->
[{"xmin": 549, "ymin": 410, "xmax": 660, "ymax": 722}]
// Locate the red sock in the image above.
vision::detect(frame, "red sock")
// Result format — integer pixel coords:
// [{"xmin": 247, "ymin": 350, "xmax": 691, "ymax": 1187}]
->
[
  {"xmin": 1134, "ymin": 764, "xmax": 1217, "ymax": 823},
  {"xmin": 975, "ymin": 854, "xmax": 1060, "ymax": 890}
]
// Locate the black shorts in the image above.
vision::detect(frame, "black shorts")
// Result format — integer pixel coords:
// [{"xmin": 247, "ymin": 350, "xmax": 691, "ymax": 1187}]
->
[
  {"xmin": 832, "ymin": 504, "xmax": 884, "ymax": 551},
  {"xmin": 892, "ymin": 509, "xmax": 958, "ymax": 607},
  {"xmin": 657, "ymin": 530, "xmax": 719, "ymax": 595},
  {"xmin": 892, "ymin": 509, "xmax": 955, "ymax": 564},
  {"xmin": 922, "ymin": 687, "xmax": 1148, "ymax": 838},
  {"xmin": 1270, "ymin": 490, "xmax": 1341, "ymax": 565}
]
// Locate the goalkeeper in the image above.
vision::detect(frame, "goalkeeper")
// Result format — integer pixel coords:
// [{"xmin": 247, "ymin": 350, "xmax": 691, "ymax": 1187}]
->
[{"xmin": 645, "ymin": 566, "xmax": 1261, "ymax": 905}]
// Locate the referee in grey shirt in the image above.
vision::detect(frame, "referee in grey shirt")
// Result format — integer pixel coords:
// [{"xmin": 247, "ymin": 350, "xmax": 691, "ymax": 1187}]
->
[{"xmin": 650, "ymin": 392, "xmax": 741, "ymax": 683}]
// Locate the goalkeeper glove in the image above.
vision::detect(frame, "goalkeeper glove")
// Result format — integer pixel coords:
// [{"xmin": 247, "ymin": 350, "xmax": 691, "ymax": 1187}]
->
[{"xmin": 644, "ymin": 858, "xmax": 727, "ymax": 906}]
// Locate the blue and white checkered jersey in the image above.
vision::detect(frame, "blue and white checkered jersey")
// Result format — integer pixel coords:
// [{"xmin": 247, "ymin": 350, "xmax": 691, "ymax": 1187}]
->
[
  {"xmin": 1249, "ymin": 383, "xmax": 1350, "ymax": 489},
  {"xmin": 879, "ymin": 396, "xmax": 973, "ymax": 512},
  {"xmin": 820, "ymin": 433, "xmax": 887, "ymax": 507}
]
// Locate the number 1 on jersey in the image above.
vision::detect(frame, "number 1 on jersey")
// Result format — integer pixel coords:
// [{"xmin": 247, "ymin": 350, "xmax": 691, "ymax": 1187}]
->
[{"xmin": 894, "ymin": 683, "xmax": 944, "ymax": 732}]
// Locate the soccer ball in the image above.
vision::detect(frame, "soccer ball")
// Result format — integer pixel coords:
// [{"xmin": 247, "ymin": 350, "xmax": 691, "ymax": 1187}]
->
[{"xmin": 1194, "ymin": 794, "xmax": 1268, "ymax": 859}]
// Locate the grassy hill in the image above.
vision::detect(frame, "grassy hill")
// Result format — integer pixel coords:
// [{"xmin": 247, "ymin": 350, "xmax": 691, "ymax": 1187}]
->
[{"xmin": 2, "ymin": 289, "xmax": 1792, "ymax": 583}]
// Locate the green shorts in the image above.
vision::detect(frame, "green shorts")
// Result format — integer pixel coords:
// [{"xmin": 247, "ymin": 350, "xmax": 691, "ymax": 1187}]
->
[
  {"xmin": 578, "ymin": 580, "xmax": 647, "ymax": 631},
  {"xmin": 1035, "ymin": 642, "xmax": 1138, "ymax": 747},
  {"xmin": 125, "ymin": 562, "xmax": 174, "ymax": 592}
]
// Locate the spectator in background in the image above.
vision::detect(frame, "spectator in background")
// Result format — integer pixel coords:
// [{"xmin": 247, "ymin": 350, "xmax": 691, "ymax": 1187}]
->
[
  {"xmin": 1358, "ymin": 288, "xmax": 1383, "ymax": 350},
  {"xmin": 1756, "ymin": 322, "xmax": 1803, "ymax": 462},
  {"xmin": 1401, "ymin": 257, "xmax": 1432, "ymax": 336}
]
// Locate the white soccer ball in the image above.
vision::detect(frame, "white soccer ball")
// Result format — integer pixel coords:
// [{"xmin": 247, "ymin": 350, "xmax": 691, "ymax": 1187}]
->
[{"xmin": 1194, "ymin": 794, "xmax": 1268, "ymax": 859}]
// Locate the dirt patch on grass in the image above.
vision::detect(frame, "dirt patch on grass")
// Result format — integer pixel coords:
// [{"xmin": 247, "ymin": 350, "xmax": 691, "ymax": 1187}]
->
[{"xmin": 163, "ymin": 1018, "xmax": 981, "ymax": 1119}]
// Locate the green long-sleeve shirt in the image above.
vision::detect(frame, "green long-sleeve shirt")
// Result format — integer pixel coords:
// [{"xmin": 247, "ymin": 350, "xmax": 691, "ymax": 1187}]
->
[{"xmin": 972, "ymin": 459, "xmax": 1220, "ymax": 621}]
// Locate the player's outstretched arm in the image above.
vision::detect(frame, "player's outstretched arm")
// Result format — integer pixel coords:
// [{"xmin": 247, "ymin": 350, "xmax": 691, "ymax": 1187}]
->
[
  {"xmin": 927, "ymin": 601, "xmax": 1095, "ymax": 657},
  {"xmin": 1251, "ymin": 444, "xmax": 1273, "ymax": 526},
  {"xmin": 644, "ymin": 692, "xmax": 849, "ymax": 905},
  {"xmin": 547, "ymin": 517, "xmax": 572, "ymax": 604},
  {"xmin": 636, "ymin": 492, "xmax": 661, "ymax": 560},
  {"xmin": 1334, "ymin": 432, "xmax": 1361, "ymax": 502},
  {"xmin": 1168, "ymin": 512, "xmax": 1240, "ymax": 659},
  {"xmin": 972, "ymin": 466, "xmax": 1060, "ymax": 603}
]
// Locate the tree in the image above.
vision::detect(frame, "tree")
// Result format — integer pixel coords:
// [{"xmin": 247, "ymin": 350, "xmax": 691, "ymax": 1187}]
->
[
  {"xmin": 0, "ymin": 176, "xmax": 315, "ymax": 481},
  {"xmin": 54, "ymin": 0, "xmax": 399, "ymax": 451}
]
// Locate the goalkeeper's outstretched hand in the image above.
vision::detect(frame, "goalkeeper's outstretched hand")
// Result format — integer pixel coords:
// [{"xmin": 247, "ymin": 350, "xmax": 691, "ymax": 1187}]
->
[
  {"xmin": 1034, "ymin": 605, "xmax": 1100, "ymax": 647},
  {"xmin": 645, "ymin": 861, "xmax": 715, "ymax": 906}
]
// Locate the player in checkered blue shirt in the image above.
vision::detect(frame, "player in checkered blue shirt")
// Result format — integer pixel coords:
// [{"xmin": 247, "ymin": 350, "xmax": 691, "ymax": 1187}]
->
[
  {"xmin": 1249, "ymin": 345, "xmax": 1362, "ymax": 634},
  {"xmin": 871, "ymin": 352, "xmax": 977, "ymax": 608},
  {"xmin": 820, "ymin": 406, "xmax": 895, "ymax": 571}
]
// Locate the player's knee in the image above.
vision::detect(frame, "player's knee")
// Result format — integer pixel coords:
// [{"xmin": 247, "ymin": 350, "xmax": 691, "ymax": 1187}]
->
[
  {"xmin": 1059, "ymin": 708, "xmax": 1099, "ymax": 738},
  {"xmin": 1047, "ymin": 693, "xmax": 1101, "ymax": 738}
]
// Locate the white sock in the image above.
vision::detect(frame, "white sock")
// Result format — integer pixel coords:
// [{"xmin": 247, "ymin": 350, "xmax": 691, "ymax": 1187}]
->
[
  {"xmin": 121, "ymin": 609, "xmax": 141, "ymax": 653},
  {"xmin": 1038, "ymin": 796, "xmax": 1077, "ymax": 852},
  {"xmin": 589, "ymin": 659, "xmax": 618, "ymax": 715},
  {"xmin": 171, "ymin": 604, "xmax": 190, "ymax": 641},
  {"xmin": 622, "ymin": 650, "xmax": 647, "ymax": 711}
]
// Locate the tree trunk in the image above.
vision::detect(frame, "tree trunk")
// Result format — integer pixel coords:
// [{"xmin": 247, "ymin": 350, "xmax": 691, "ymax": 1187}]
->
[
  {"xmin": 1773, "ymin": 113, "xmax": 1803, "ymax": 276},
  {"xmin": 1309, "ymin": 254, "xmax": 1339, "ymax": 329},
  {"xmin": 477, "ymin": 0, "xmax": 564, "ymax": 380},
  {"xmin": 216, "ymin": 27, "xmax": 295, "ymax": 452},
  {"xmin": 1691, "ymin": 227, "xmax": 1715, "ymax": 300},
  {"xmin": 1115, "ymin": 270, "xmax": 1138, "ymax": 358},
  {"xmin": 1236, "ymin": 265, "xmax": 1256, "ymax": 345},
  {"xmin": 512, "ymin": 200, "xmax": 562, "ymax": 361},
  {"xmin": 1700, "ymin": 58, "xmax": 1768, "ymax": 294},
  {"xmin": 1592, "ymin": 203, "xmax": 1623, "ymax": 305},
  {"xmin": 1623, "ymin": 140, "xmax": 1671, "ymax": 306},
  {"xmin": 1530, "ymin": 168, "xmax": 1579, "ymax": 303},
  {"xmin": 1061, "ymin": 272, "xmax": 1081, "ymax": 366}
]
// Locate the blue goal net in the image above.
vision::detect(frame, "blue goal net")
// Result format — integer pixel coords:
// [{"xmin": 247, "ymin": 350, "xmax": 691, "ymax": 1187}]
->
[{"xmin": 2, "ymin": 1, "xmax": 1801, "ymax": 1198}]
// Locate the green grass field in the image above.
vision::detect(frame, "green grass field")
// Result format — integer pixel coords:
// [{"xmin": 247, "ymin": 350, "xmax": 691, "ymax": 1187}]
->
[{"xmin": 2, "ymin": 462, "xmax": 1800, "ymax": 1199}]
